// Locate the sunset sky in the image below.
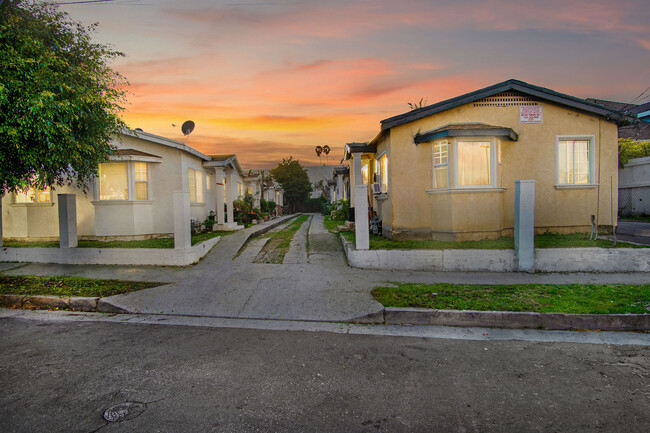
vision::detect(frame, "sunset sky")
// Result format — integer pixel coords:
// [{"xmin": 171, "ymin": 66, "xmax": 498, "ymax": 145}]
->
[{"xmin": 58, "ymin": 0, "xmax": 650, "ymax": 168}]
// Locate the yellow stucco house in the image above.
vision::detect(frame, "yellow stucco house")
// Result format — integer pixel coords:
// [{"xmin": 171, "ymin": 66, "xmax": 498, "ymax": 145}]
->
[{"xmin": 344, "ymin": 79, "xmax": 633, "ymax": 241}]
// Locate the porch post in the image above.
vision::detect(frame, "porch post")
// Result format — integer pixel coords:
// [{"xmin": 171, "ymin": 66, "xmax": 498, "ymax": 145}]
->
[
  {"xmin": 57, "ymin": 194, "xmax": 78, "ymax": 248},
  {"xmin": 515, "ymin": 180, "xmax": 535, "ymax": 271},
  {"xmin": 354, "ymin": 185, "xmax": 369, "ymax": 250},
  {"xmin": 173, "ymin": 190, "xmax": 191, "ymax": 249},
  {"xmin": 351, "ymin": 152, "xmax": 363, "ymax": 207},
  {"xmin": 0, "ymin": 197, "xmax": 3, "ymax": 247},
  {"xmin": 225, "ymin": 170, "xmax": 235, "ymax": 224},
  {"xmin": 336, "ymin": 174, "xmax": 343, "ymax": 201},
  {"xmin": 213, "ymin": 167, "xmax": 225, "ymax": 226}
]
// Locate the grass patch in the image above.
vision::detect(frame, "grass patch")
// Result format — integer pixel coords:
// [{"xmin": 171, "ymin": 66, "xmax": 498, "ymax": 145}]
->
[
  {"xmin": 323, "ymin": 215, "xmax": 347, "ymax": 232},
  {"xmin": 2, "ymin": 231, "xmax": 232, "ymax": 249},
  {"xmin": 340, "ymin": 231, "xmax": 647, "ymax": 250},
  {"xmin": 0, "ymin": 276, "xmax": 161, "ymax": 298},
  {"xmin": 372, "ymin": 283, "xmax": 650, "ymax": 314},
  {"xmin": 620, "ymin": 215, "xmax": 650, "ymax": 223},
  {"xmin": 254, "ymin": 215, "xmax": 308, "ymax": 264}
]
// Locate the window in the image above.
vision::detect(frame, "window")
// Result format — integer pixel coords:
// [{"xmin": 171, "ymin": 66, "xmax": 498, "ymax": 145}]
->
[
  {"xmin": 457, "ymin": 141, "xmax": 491, "ymax": 186},
  {"xmin": 99, "ymin": 162, "xmax": 128, "ymax": 200},
  {"xmin": 557, "ymin": 137, "xmax": 593, "ymax": 185},
  {"xmin": 134, "ymin": 162, "xmax": 148, "ymax": 200},
  {"xmin": 206, "ymin": 175, "xmax": 212, "ymax": 191},
  {"xmin": 361, "ymin": 161, "xmax": 369, "ymax": 184},
  {"xmin": 15, "ymin": 186, "xmax": 51, "ymax": 203},
  {"xmin": 375, "ymin": 153, "xmax": 388, "ymax": 193},
  {"xmin": 188, "ymin": 169, "xmax": 204, "ymax": 203},
  {"xmin": 433, "ymin": 141, "xmax": 449, "ymax": 188},
  {"xmin": 238, "ymin": 182, "xmax": 244, "ymax": 198}
]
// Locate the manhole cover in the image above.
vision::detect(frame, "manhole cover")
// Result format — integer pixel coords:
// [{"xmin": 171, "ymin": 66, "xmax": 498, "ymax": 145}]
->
[{"xmin": 103, "ymin": 402, "xmax": 146, "ymax": 422}]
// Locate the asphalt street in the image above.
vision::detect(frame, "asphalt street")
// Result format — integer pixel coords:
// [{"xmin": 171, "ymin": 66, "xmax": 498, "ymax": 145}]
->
[{"xmin": 1, "ymin": 316, "xmax": 648, "ymax": 433}]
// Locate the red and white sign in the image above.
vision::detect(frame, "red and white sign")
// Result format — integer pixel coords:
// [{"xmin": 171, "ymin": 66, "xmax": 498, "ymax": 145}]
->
[{"xmin": 519, "ymin": 105, "xmax": 543, "ymax": 123}]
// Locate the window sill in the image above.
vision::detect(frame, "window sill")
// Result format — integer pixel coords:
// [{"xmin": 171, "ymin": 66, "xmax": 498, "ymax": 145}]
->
[
  {"xmin": 92, "ymin": 200, "xmax": 155, "ymax": 205},
  {"xmin": 426, "ymin": 187, "xmax": 506, "ymax": 195},
  {"xmin": 554, "ymin": 184, "xmax": 598, "ymax": 190},
  {"xmin": 10, "ymin": 202, "xmax": 54, "ymax": 207},
  {"xmin": 190, "ymin": 202, "xmax": 206, "ymax": 207}
]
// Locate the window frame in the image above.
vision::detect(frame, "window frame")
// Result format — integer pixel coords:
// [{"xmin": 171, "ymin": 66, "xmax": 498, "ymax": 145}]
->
[
  {"xmin": 14, "ymin": 186, "xmax": 52, "ymax": 204},
  {"xmin": 134, "ymin": 162, "xmax": 149, "ymax": 200},
  {"xmin": 555, "ymin": 135, "xmax": 596, "ymax": 186},
  {"xmin": 376, "ymin": 151, "xmax": 389, "ymax": 194},
  {"xmin": 188, "ymin": 168, "xmax": 205, "ymax": 203},
  {"xmin": 432, "ymin": 140, "xmax": 450, "ymax": 189}
]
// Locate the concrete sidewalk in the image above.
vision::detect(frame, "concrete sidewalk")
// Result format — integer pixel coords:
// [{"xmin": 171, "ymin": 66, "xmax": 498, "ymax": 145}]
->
[{"xmin": 3, "ymin": 213, "xmax": 650, "ymax": 323}]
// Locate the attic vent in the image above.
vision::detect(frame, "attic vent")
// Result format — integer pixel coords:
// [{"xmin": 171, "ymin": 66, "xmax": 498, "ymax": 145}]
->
[{"xmin": 474, "ymin": 92, "xmax": 540, "ymax": 107}]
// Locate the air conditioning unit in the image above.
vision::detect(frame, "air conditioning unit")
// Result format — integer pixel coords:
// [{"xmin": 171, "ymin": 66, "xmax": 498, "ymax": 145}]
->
[{"xmin": 371, "ymin": 183, "xmax": 382, "ymax": 195}]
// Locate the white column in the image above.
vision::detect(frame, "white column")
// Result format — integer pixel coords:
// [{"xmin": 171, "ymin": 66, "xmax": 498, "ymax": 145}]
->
[
  {"xmin": 336, "ymin": 174, "xmax": 343, "ymax": 201},
  {"xmin": 329, "ymin": 185, "xmax": 335, "ymax": 203},
  {"xmin": 0, "ymin": 197, "xmax": 3, "ymax": 247},
  {"xmin": 515, "ymin": 180, "xmax": 535, "ymax": 271},
  {"xmin": 354, "ymin": 185, "xmax": 369, "ymax": 250},
  {"xmin": 351, "ymin": 152, "xmax": 363, "ymax": 208},
  {"xmin": 252, "ymin": 182, "xmax": 260, "ymax": 208},
  {"xmin": 173, "ymin": 190, "xmax": 191, "ymax": 249},
  {"xmin": 58, "ymin": 194, "xmax": 77, "ymax": 248},
  {"xmin": 214, "ymin": 167, "xmax": 225, "ymax": 226},
  {"xmin": 226, "ymin": 170, "xmax": 234, "ymax": 224}
]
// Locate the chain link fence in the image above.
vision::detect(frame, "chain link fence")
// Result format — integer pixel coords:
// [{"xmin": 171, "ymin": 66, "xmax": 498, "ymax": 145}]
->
[{"xmin": 619, "ymin": 186, "xmax": 650, "ymax": 216}]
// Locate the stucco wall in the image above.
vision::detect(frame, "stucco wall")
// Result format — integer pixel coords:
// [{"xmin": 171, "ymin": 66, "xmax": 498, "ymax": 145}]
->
[
  {"xmin": 384, "ymin": 99, "xmax": 618, "ymax": 240},
  {"xmin": 2, "ymin": 134, "xmax": 211, "ymax": 240}
]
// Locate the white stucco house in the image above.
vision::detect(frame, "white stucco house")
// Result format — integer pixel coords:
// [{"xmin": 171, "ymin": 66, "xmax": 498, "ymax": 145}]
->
[{"xmin": 1, "ymin": 130, "xmax": 264, "ymax": 242}]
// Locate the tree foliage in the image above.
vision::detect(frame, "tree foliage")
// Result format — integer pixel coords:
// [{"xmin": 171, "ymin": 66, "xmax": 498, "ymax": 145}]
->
[
  {"xmin": 618, "ymin": 138, "xmax": 650, "ymax": 168},
  {"xmin": 0, "ymin": 0, "xmax": 128, "ymax": 195},
  {"xmin": 270, "ymin": 157, "xmax": 312, "ymax": 213}
]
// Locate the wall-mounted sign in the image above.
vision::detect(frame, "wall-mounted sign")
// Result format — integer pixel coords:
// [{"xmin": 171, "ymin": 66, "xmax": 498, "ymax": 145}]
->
[{"xmin": 520, "ymin": 105, "xmax": 543, "ymax": 123}]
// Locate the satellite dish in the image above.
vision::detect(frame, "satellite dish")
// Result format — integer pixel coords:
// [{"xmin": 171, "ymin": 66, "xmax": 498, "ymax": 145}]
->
[{"xmin": 181, "ymin": 120, "xmax": 195, "ymax": 136}]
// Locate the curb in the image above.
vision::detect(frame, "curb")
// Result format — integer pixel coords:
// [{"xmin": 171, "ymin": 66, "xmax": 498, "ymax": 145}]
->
[
  {"xmin": 0, "ymin": 294, "xmax": 130, "ymax": 313},
  {"xmin": 371, "ymin": 307, "xmax": 650, "ymax": 331}
]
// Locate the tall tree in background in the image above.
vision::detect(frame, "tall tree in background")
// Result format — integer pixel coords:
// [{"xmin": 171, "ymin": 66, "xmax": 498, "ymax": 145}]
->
[
  {"xmin": 0, "ymin": 0, "xmax": 127, "ymax": 196},
  {"xmin": 270, "ymin": 157, "xmax": 312, "ymax": 213}
]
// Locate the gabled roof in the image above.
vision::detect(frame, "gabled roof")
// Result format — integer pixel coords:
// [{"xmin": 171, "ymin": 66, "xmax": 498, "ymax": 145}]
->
[
  {"xmin": 122, "ymin": 129, "xmax": 210, "ymax": 161},
  {"xmin": 381, "ymin": 79, "xmax": 635, "ymax": 131},
  {"xmin": 203, "ymin": 153, "xmax": 244, "ymax": 175}
]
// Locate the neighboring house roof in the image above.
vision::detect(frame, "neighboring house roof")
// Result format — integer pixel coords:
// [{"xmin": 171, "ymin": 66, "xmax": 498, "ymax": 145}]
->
[
  {"xmin": 585, "ymin": 98, "xmax": 633, "ymax": 111},
  {"xmin": 333, "ymin": 165, "xmax": 350, "ymax": 176},
  {"xmin": 122, "ymin": 129, "xmax": 211, "ymax": 161},
  {"xmin": 414, "ymin": 123, "xmax": 518, "ymax": 144},
  {"xmin": 631, "ymin": 102, "xmax": 650, "ymax": 121},
  {"xmin": 619, "ymin": 122, "xmax": 650, "ymax": 141},
  {"xmin": 381, "ymin": 79, "xmax": 635, "ymax": 131}
]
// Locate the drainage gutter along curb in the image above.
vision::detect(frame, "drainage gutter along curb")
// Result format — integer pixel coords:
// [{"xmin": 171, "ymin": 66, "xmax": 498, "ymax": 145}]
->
[
  {"xmin": 377, "ymin": 307, "xmax": 650, "ymax": 331},
  {"xmin": 0, "ymin": 294, "xmax": 130, "ymax": 313}
]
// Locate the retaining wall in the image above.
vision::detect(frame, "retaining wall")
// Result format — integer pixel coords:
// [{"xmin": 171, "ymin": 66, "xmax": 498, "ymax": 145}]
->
[
  {"xmin": 341, "ymin": 236, "xmax": 650, "ymax": 272},
  {"xmin": 0, "ymin": 236, "xmax": 221, "ymax": 266}
]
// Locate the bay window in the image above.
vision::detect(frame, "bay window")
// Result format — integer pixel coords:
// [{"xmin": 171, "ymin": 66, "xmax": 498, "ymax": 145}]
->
[
  {"xmin": 457, "ymin": 141, "xmax": 491, "ymax": 186},
  {"xmin": 431, "ymin": 137, "xmax": 500, "ymax": 190},
  {"xmin": 98, "ymin": 162, "xmax": 150, "ymax": 201},
  {"xmin": 433, "ymin": 141, "xmax": 449, "ymax": 188}
]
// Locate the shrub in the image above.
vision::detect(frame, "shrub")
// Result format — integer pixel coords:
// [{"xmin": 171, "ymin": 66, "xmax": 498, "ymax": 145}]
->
[{"xmin": 330, "ymin": 199, "xmax": 349, "ymax": 221}]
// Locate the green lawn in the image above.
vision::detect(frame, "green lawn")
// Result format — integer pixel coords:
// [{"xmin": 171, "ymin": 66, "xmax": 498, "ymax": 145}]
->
[
  {"xmin": 340, "ymin": 231, "xmax": 647, "ymax": 249},
  {"xmin": 2, "ymin": 230, "xmax": 232, "ymax": 249},
  {"xmin": 0, "ymin": 276, "xmax": 161, "ymax": 298},
  {"xmin": 620, "ymin": 215, "xmax": 650, "ymax": 223},
  {"xmin": 323, "ymin": 216, "xmax": 346, "ymax": 232},
  {"xmin": 372, "ymin": 282, "xmax": 650, "ymax": 314}
]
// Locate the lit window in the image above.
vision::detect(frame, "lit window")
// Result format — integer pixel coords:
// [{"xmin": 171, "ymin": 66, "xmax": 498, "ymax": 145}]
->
[
  {"xmin": 206, "ymin": 175, "xmax": 212, "ymax": 191},
  {"xmin": 376, "ymin": 153, "xmax": 388, "ymax": 193},
  {"xmin": 361, "ymin": 162, "xmax": 369, "ymax": 184},
  {"xmin": 15, "ymin": 186, "xmax": 51, "ymax": 203},
  {"xmin": 457, "ymin": 141, "xmax": 491, "ymax": 186},
  {"xmin": 99, "ymin": 163, "xmax": 128, "ymax": 200},
  {"xmin": 188, "ymin": 169, "xmax": 204, "ymax": 203},
  {"xmin": 433, "ymin": 141, "xmax": 449, "ymax": 188},
  {"xmin": 558, "ymin": 138, "xmax": 592, "ymax": 184},
  {"xmin": 134, "ymin": 162, "xmax": 148, "ymax": 200}
]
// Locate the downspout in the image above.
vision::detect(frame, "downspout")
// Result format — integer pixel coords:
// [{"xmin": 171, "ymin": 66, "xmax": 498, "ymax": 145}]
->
[{"xmin": 594, "ymin": 119, "xmax": 602, "ymax": 239}]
